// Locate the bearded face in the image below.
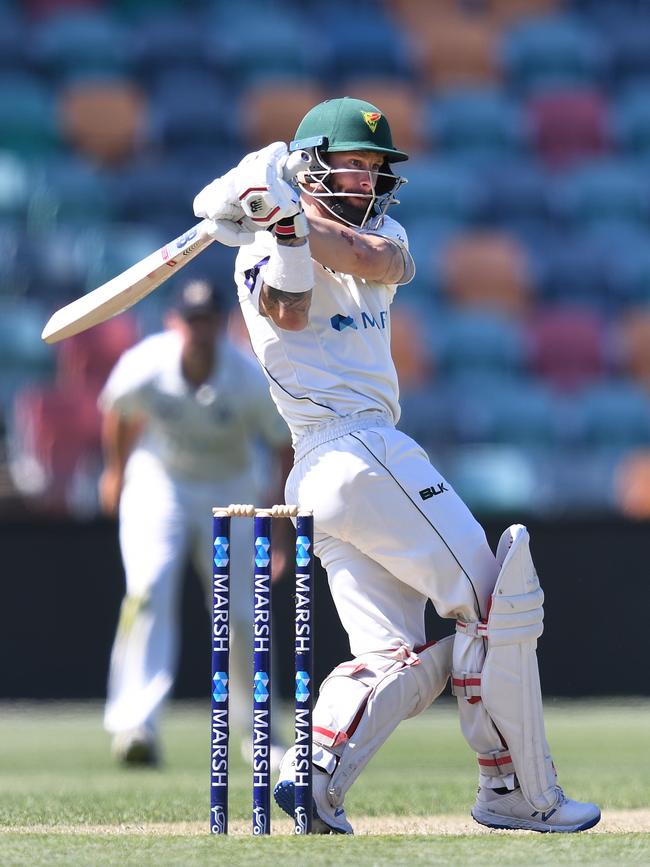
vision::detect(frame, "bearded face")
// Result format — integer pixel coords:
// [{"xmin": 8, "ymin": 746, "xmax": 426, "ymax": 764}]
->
[{"xmin": 300, "ymin": 149, "xmax": 405, "ymax": 228}]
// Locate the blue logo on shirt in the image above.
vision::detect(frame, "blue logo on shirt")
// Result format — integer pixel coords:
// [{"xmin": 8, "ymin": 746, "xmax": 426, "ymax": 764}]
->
[
  {"xmin": 330, "ymin": 313, "xmax": 358, "ymax": 331},
  {"xmin": 330, "ymin": 311, "xmax": 388, "ymax": 332}
]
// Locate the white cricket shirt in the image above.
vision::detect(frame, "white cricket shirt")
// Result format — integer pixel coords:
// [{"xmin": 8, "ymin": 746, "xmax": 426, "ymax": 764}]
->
[
  {"xmin": 234, "ymin": 215, "xmax": 412, "ymax": 444},
  {"xmin": 99, "ymin": 330, "xmax": 289, "ymax": 482}
]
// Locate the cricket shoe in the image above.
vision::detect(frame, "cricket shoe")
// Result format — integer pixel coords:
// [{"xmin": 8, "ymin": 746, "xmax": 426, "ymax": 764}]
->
[
  {"xmin": 111, "ymin": 727, "xmax": 159, "ymax": 767},
  {"xmin": 472, "ymin": 785, "xmax": 601, "ymax": 833},
  {"xmin": 273, "ymin": 746, "xmax": 354, "ymax": 834}
]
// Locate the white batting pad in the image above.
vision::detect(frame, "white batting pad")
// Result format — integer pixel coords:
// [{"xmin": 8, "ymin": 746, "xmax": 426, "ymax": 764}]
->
[
  {"xmin": 480, "ymin": 525, "xmax": 558, "ymax": 811},
  {"xmin": 312, "ymin": 638, "xmax": 453, "ymax": 807}
]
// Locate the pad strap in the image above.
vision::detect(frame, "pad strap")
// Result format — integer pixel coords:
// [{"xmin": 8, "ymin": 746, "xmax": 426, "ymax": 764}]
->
[
  {"xmin": 478, "ymin": 748, "xmax": 516, "ymax": 777},
  {"xmin": 451, "ymin": 671, "xmax": 482, "ymax": 700}
]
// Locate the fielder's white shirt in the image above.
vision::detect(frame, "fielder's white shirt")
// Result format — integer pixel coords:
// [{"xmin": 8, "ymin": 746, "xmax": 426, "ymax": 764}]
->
[
  {"xmin": 99, "ymin": 331, "xmax": 289, "ymax": 482},
  {"xmin": 235, "ymin": 215, "xmax": 412, "ymax": 444}
]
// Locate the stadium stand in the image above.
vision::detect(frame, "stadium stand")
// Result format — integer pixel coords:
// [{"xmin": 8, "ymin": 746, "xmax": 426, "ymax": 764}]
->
[{"xmin": 2, "ymin": 0, "xmax": 650, "ymax": 516}]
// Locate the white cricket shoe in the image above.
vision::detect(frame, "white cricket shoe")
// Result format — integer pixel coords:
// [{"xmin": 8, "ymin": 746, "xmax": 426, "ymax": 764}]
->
[
  {"xmin": 273, "ymin": 746, "xmax": 354, "ymax": 834},
  {"xmin": 472, "ymin": 785, "xmax": 601, "ymax": 833}
]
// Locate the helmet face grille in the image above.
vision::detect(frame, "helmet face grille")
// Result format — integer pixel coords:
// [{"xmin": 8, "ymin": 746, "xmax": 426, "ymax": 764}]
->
[
  {"xmin": 291, "ymin": 97, "xmax": 409, "ymax": 163},
  {"xmin": 297, "ymin": 149, "xmax": 407, "ymax": 229}
]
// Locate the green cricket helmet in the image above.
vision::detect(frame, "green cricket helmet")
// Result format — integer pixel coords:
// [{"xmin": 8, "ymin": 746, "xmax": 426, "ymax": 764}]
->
[{"xmin": 289, "ymin": 96, "xmax": 408, "ymax": 227}]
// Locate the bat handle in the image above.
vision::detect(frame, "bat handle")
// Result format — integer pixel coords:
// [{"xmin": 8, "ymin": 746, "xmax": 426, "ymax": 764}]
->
[{"xmin": 282, "ymin": 149, "xmax": 311, "ymax": 184}]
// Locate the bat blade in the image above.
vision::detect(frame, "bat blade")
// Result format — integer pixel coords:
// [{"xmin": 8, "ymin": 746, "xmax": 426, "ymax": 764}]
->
[{"xmin": 41, "ymin": 221, "xmax": 215, "ymax": 344}]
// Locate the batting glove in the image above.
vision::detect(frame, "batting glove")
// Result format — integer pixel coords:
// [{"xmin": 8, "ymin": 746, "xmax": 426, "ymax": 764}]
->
[{"xmin": 193, "ymin": 142, "xmax": 304, "ymax": 234}]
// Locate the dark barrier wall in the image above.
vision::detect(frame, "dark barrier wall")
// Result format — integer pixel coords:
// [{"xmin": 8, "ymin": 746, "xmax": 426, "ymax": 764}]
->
[{"xmin": 1, "ymin": 516, "xmax": 649, "ymax": 699}]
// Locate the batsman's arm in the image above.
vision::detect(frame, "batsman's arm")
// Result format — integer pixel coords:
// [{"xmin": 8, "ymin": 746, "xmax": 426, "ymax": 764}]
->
[
  {"xmin": 305, "ymin": 212, "xmax": 413, "ymax": 285},
  {"xmin": 260, "ymin": 236, "xmax": 313, "ymax": 331}
]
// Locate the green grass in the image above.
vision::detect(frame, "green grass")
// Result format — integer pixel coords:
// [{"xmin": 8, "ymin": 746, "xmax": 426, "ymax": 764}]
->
[{"xmin": 0, "ymin": 699, "xmax": 649, "ymax": 865}]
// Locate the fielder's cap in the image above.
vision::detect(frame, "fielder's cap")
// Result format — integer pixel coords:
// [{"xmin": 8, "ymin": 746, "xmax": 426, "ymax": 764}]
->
[
  {"xmin": 290, "ymin": 96, "xmax": 409, "ymax": 163},
  {"xmin": 174, "ymin": 280, "xmax": 222, "ymax": 319}
]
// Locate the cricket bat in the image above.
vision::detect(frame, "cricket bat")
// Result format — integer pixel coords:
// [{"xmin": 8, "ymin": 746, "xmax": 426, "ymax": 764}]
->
[
  {"xmin": 41, "ymin": 221, "xmax": 215, "ymax": 343},
  {"xmin": 41, "ymin": 150, "xmax": 311, "ymax": 344}
]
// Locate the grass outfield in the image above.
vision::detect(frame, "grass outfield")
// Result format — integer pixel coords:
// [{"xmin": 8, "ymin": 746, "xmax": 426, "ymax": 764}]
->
[{"xmin": 0, "ymin": 699, "xmax": 648, "ymax": 865}]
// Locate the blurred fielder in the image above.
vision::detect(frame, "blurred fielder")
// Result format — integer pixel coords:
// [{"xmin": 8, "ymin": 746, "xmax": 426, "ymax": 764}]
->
[
  {"xmin": 99, "ymin": 279, "xmax": 291, "ymax": 767},
  {"xmin": 193, "ymin": 97, "xmax": 601, "ymax": 833}
]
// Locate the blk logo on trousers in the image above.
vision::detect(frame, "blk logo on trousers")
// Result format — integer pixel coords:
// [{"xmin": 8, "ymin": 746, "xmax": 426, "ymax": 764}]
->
[{"xmin": 419, "ymin": 483, "xmax": 448, "ymax": 500}]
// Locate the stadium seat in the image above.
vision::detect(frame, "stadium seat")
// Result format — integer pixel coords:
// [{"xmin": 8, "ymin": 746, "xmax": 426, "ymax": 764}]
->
[
  {"xmin": 426, "ymin": 87, "xmax": 526, "ymax": 164},
  {"xmin": 55, "ymin": 313, "xmax": 139, "ymax": 391},
  {"xmin": 527, "ymin": 88, "xmax": 610, "ymax": 168},
  {"xmin": 617, "ymin": 310, "xmax": 650, "ymax": 391},
  {"xmin": 0, "ymin": 10, "xmax": 30, "ymax": 72},
  {"xmin": 446, "ymin": 374, "xmax": 558, "ymax": 446},
  {"xmin": 604, "ymin": 230, "xmax": 650, "ymax": 309},
  {"xmin": 29, "ymin": 10, "xmax": 132, "ymax": 81},
  {"xmin": 8, "ymin": 383, "xmax": 103, "ymax": 516},
  {"xmin": 390, "ymin": 303, "xmax": 435, "ymax": 393},
  {"xmin": 527, "ymin": 306, "xmax": 608, "ymax": 392},
  {"xmin": 32, "ymin": 155, "xmax": 117, "ymax": 225},
  {"xmin": 0, "ymin": 152, "xmax": 31, "ymax": 227},
  {"xmin": 440, "ymin": 231, "xmax": 533, "ymax": 316},
  {"xmin": 149, "ymin": 69, "xmax": 239, "ymax": 153},
  {"xmin": 547, "ymin": 159, "xmax": 649, "ymax": 231},
  {"xmin": 500, "ymin": 14, "xmax": 610, "ymax": 94},
  {"xmin": 477, "ymin": 158, "xmax": 549, "ymax": 233},
  {"xmin": 407, "ymin": 10, "xmax": 501, "ymax": 88},
  {"xmin": 320, "ymin": 8, "xmax": 414, "ymax": 82},
  {"xmin": 397, "ymin": 381, "xmax": 453, "ymax": 452},
  {"xmin": 540, "ymin": 445, "xmax": 621, "ymax": 511},
  {"xmin": 0, "ymin": 300, "xmax": 55, "ymax": 415},
  {"xmin": 0, "ymin": 226, "xmax": 79, "ymax": 303},
  {"xmin": 130, "ymin": 13, "xmax": 210, "ymax": 83},
  {"xmin": 572, "ymin": 380, "xmax": 650, "ymax": 446},
  {"xmin": 203, "ymin": 4, "xmax": 313, "ymax": 84},
  {"xmin": 612, "ymin": 87, "xmax": 650, "ymax": 160},
  {"xmin": 537, "ymin": 230, "xmax": 611, "ymax": 310},
  {"xmin": 397, "ymin": 157, "xmax": 485, "ymax": 228},
  {"xmin": 605, "ymin": 14, "xmax": 650, "ymax": 89},
  {"xmin": 484, "ymin": 0, "xmax": 560, "ymax": 26},
  {"xmin": 241, "ymin": 81, "xmax": 327, "ymax": 150},
  {"xmin": 399, "ymin": 219, "xmax": 459, "ymax": 299},
  {"xmin": 58, "ymin": 79, "xmax": 147, "ymax": 166},
  {"xmin": 614, "ymin": 449, "xmax": 650, "ymax": 518},
  {"xmin": 113, "ymin": 156, "xmax": 203, "ymax": 229},
  {"xmin": 21, "ymin": 0, "xmax": 105, "ymax": 20},
  {"xmin": 339, "ymin": 80, "xmax": 428, "ymax": 156},
  {"xmin": 385, "ymin": 0, "xmax": 460, "ymax": 30},
  {"xmin": 445, "ymin": 444, "xmax": 540, "ymax": 513},
  {"xmin": 0, "ymin": 73, "xmax": 60, "ymax": 157},
  {"xmin": 432, "ymin": 310, "xmax": 527, "ymax": 379}
]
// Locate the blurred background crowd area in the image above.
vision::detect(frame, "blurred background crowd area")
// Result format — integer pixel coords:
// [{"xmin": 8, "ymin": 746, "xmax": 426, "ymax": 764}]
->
[{"xmin": 3, "ymin": 0, "xmax": 650, "ymax": 519}]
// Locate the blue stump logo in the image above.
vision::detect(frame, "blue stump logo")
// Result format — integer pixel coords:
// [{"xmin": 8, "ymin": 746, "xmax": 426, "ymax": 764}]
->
[
  {"xmin": 294, "ymin": 804, "xmax": 308, "ymax": 835},
  {"xmin": 252, "ymin": 805, "xmax": 268, "ymax": 835},
  {"xmin": 211, "ymin": 805, "xmax": 226, "ymax": 834}
]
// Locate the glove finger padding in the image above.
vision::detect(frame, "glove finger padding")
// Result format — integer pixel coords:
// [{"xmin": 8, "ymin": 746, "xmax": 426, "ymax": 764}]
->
[
  {"xmin": 237, "ymin": 142, "xmax": 302, "ymax": 228},
  {"xmin": 193, "ymin": 167, "xmax": 242, "ymax": 223},
  {"xmin": 206, "ymin": 219, "xmax": 255, "ymax": 248},
  {"xmin": 194, "ymin": 142, "xmax": 303, "ymax": 230}
]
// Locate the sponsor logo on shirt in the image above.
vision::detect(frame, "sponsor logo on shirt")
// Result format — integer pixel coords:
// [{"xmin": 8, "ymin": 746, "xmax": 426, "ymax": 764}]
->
[{"xmin": 330, "ymin": 311, "xmax": 388, "ymax": 332}]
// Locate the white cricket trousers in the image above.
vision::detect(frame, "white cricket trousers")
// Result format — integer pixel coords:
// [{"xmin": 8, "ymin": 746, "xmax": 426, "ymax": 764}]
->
[
  {"xmin": 104, "ymin": 452, "xmax": 262, "ymax": 738},
  {"xmin": 286, "ymin": 414, "xmax": 507, "ymax": 782}
]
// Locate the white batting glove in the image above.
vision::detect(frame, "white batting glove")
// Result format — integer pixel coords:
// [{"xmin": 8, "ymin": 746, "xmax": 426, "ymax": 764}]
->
[
  {"xmin": 205, "ymin": 218, "xmax": 255, "ymax": 247},
  {"xmin": 193, "ymin": 142, "xmax": 305, "ymax": 238}
]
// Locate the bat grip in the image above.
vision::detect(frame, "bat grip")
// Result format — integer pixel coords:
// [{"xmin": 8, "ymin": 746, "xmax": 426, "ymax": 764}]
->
[{"xmin": 282, "ymin": 149, "xmax": 311, "ymax": 183}]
